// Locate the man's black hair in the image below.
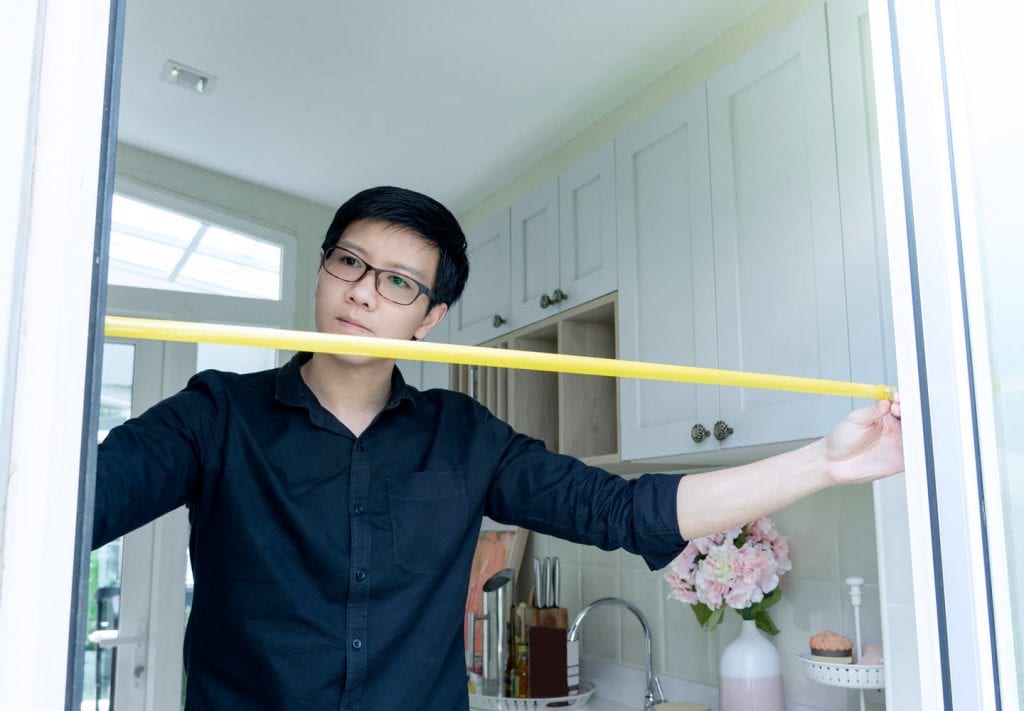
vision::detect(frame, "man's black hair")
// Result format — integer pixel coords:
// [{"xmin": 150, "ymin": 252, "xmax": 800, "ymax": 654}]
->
[{"xmin": 321, "ymin": 186, "xmax": 470, "ymax": 308}]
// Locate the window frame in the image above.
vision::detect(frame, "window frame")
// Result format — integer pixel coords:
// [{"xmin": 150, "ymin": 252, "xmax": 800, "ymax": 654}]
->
[{"xmin": 107, "ymin": 177, "xmax": 299, "ymax": 328}]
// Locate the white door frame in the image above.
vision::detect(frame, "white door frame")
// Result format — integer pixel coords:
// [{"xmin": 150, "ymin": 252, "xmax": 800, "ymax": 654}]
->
[
  {"xmin": 867, "ymin": 0, "xmax": 1007, "ymax": 708},
  {"xmin": 2, "ymin": 0, "xmax": 1016, "ymax": 708},
  {"xmin": 0, "ymin": 0, "xmax": 117, "ymax": 709}
]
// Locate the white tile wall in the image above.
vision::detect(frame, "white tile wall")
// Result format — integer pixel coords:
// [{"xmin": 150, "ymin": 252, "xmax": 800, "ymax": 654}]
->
[{"xmin": 521, "ymin": 482, "xmax": 886, "ymax": 710}]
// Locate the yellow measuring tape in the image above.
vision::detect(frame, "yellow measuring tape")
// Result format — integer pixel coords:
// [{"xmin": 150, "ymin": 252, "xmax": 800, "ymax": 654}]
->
[{"xmin": 104, "ymin": 316, "xmax": 894, "ymax": 400}]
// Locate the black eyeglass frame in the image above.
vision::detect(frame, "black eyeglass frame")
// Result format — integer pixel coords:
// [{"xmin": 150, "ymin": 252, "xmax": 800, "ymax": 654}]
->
[{"xmin": 320, "ymin": 246, "xmax": 437, "ymax": 306}]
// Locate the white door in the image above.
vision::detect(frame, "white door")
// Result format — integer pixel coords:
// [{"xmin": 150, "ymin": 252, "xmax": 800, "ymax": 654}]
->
[
  {"xmin": 707, "ymin": 5, "xmax": 852, "ymax": 447},
  {"xmin": 84, "ymin": 340, "xmax": 277, "ymax": 711}
]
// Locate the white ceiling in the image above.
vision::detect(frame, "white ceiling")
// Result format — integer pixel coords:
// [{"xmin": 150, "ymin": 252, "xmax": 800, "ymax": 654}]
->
[{"xmin": 118, "ymin": 0, "xmax": 766, "ymax": 215}]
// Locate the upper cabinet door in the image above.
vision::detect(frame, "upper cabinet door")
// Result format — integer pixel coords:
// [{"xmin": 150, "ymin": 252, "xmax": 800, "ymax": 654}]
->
[
  {"xmin": 616, "ymin": 87, "xmax": 717, "ymax": 460},
  {"xmin": 708, "ymin": 5, "xmax": 852, "ymax": 446},
  {"xmin": 452, "ymin": 208, "xmax": 512, "ymax": 345},
  {"xmin": 827, "ymin": 0, "xmax": 897, "ymax": 398},
  {"xmin": 558, "ymin": 142, "xmax": 617, "ymax": 310},
  {"xmin": 509, "ymin": 179, "xmax": 560, "ymax": 326}
]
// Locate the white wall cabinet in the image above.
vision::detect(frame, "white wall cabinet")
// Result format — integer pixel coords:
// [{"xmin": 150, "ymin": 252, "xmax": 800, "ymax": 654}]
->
[
  {"xmin": 619, "ymin": 6, "xmax": 856, "ymax": 460},
  {"xmin": 509, "ymin": 143, "xmax": 618, "ymax": 327},
  {"xmin": 451, "ymin": 208, "xmax": 512, "ymax": 344},
  {"xmin": 616, "ymin": 87, "xmax": 718, "ymax": 460},
  {"xmin": 826, "ymin": 0, "xmax": 897, "ymax": 397},
  {"xmin": 708, "ymin": 5, "xmax": 853, "ymax": 448}
]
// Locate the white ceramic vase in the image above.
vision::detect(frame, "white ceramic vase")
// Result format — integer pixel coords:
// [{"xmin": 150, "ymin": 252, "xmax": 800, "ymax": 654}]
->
[{"xmin": 718, "ymin": 618, "xmax": 785, "ymax": 711}]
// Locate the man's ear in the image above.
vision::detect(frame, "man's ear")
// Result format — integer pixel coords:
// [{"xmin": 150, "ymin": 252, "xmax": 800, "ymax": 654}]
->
[{"xmin": 414, "ymin": 302, "xmax": 448, "ymax": 341}]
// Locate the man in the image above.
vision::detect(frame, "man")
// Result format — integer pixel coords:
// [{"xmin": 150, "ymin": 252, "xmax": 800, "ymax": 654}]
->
[{"xmin": 93, "ymin": 186, "xmax": 903, "ymax": 709}]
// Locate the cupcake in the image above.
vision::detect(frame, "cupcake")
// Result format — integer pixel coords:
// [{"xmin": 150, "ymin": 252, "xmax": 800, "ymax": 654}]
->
[{"xmin": 809, "ymin": 631, "xmax": 853, "ymax": 664}]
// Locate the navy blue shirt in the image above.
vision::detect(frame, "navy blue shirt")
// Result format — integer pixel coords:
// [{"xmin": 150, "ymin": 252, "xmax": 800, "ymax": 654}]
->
[{"xmin": 93, "ymin": 352, "xmax": 685, "ymax": 710}]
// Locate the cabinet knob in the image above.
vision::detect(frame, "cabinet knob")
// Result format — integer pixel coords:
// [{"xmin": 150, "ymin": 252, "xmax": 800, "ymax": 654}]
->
[
  {"xmin": 713, "ymin": 420, "xmax": 734, "ymax": 442},
  {"xmin": 492, "ymin": 314, "xmax": 506, "ymax": 328},
  {"xmin": 690, "ymin": 423, "xmax": 711, "ymax": 443},
  {"xmin": 540, "ymin": 289, "xmax": 569, "ymax": 309}
]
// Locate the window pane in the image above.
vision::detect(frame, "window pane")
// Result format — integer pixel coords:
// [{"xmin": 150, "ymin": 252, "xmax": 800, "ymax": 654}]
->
[
  {"xmin": 109, "ymin": 230, "xmax": 185, "ymax": 277},
  {"xmin": 177, "ymin": 253, "xmax": 281, "ymax": 300},
  {"xmin": 112, "ymin": 194, "xmax": 200, "ymax": 247},
  {"xmin": 108, "ymin": 193, "xmax": 284, "ymax": 301}
]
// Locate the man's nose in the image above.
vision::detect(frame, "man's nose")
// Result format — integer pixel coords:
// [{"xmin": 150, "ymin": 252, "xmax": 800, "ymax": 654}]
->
[{"xmin": 346, "ymin": 268, "xmax": 378, "ymax": 304}]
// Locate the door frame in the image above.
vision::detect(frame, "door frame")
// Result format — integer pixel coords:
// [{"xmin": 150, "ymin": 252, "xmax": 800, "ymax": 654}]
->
[{"xmin": 0, "ymin": 0, "xmax": 1015, "ymax": 708}]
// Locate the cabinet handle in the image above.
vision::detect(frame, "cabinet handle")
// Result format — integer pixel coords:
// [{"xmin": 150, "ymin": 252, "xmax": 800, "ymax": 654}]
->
[
  {"xmin": 539, "ymin": 289, "xmax": 569, "ymax": 309},
  {"xmin": 492, "ymin": 314, "xmax": 506, "ymax": 328},
  {"xmin": 690, "ymin": 423, "xmax": 710, "ymax": 443},
  {"xmin": 713, "ymin": 420, "xmax": 734, "ymax": 442}
]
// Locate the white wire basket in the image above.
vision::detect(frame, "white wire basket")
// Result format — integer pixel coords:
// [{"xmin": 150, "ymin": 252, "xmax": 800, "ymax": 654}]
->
[
  {"xmin": 798, "ymin": 654, "xmax": 885, "ymax": 689},
  {"xmin": 468, "ymin": 681, "xmax": 596, "ymax": 709}
]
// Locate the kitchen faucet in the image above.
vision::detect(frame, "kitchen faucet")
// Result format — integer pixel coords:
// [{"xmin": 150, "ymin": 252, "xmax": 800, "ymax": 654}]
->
[{"xmin": 567, "ymin": 597, "xmax": 666, "ymax": 710}]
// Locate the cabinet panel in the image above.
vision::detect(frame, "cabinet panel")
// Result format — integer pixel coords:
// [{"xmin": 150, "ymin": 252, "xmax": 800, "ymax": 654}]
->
[
  {"xmin": 616, "ymin": 88, "xmax": 718, "ymax": 460},
  {"xmin": 708, "ymin": 5, "xmax": 852, "ymax": 446},
  {"xmin": 827, "ymin": 0, "xmax": 896, "ymax": 400},
  {"xmin": 453, "ymin": 209, "xmax": 511, "ymax": 345},
  {"xmin": 510, "ymin": 179, "xmax": 560, "ymax": 327},
  {"xmin": 559, "ymin": 142, "xmax": 618, "ymax": 311}
]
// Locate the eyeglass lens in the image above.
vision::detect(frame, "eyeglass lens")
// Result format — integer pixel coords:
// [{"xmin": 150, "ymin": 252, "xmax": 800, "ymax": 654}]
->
[{"xmin": 323, "ymin": 248, "xmax": 422, "ymax": 305}]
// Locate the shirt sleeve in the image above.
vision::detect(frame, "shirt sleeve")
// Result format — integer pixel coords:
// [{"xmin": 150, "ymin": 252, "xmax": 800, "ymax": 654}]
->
[
  {"xmin": 92, "ymin": 372, "xmax": 223, "ymax": 549},
  {"xmin": 481, "ymin": 412, "xmax": 686, "ymax": 571}
]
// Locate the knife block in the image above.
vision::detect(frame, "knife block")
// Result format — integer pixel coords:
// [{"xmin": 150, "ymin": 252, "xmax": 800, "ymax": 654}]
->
[
  {"xmin": 528, "ymin": 625, "xmax": 568, "ymax": 697},
  {"xmin": 524, "ymin": 605, "xmax": 569, "ymax": 630}
]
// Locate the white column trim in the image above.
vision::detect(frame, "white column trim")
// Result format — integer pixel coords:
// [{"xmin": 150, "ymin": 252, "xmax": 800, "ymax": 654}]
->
[
  {"xmin": 0, "ymin": 1, "xmax": 114, "ymax": 709},
  {"xmin": 868, "ymin": 0, "xmax": 999, "ymax": 708}
]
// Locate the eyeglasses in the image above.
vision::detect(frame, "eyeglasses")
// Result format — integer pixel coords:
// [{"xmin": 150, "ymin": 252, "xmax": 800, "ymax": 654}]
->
[{"xmin": 320, "ymin": 246, "xmax": 436, "ymax": 306}]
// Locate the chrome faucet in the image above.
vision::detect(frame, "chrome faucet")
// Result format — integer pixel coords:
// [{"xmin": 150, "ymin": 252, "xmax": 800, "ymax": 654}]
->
[{"xmin": 567, "ymin": 597, "xmax": 666, "ymax": 710}]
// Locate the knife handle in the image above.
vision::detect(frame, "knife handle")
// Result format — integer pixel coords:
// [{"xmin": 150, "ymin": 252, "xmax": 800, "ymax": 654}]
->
[
  {"xmin": 533, "ymin": 557, "xmax": 542, "ymax": 608},
  {"xmin": 552, "ymin": 556, "xmax": 560, "ymax": 609}
]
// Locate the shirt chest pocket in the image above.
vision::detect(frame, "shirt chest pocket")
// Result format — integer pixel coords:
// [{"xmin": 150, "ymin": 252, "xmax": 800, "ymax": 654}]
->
[{"xmin": 387, "ymin": 469, "xmax": 468, "ymax": 573}]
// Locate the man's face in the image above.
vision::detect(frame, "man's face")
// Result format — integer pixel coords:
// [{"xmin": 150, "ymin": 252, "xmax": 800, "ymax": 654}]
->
[{"xmin": 313, "ymin": 219, "xmax": 447, "ymax": 350}]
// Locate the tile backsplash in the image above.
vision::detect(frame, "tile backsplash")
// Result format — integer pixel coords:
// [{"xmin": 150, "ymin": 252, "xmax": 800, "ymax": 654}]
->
[{"xmin": 520, "ymin": 480, "xmax": 885, "ymax": 711}]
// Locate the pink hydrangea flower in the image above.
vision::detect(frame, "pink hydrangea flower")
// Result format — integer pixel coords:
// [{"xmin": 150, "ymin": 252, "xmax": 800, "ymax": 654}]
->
[{"xmin": 662, "ymin": 516, "xmax": 791, "ymax": 626}]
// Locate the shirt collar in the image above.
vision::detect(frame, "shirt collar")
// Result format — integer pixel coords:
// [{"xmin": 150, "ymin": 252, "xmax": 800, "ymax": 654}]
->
[{"xmin": 275, "ymin": 352, "xmax": 416, "ymax": 413}]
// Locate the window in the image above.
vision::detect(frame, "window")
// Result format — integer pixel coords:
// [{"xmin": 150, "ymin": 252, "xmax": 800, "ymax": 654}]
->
[{"xmin": 109, "ymin": 193, "xmax": 284, "ymax": 300}]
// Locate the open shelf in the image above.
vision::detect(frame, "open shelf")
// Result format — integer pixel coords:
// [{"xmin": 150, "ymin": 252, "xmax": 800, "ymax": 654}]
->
[{"xmin": 452, "ymin": 294, "xmax": 620, "ymax": 462}]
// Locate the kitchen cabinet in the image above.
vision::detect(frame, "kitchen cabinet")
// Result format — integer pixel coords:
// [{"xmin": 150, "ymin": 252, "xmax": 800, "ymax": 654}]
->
[
  {"xmin": 826, "ymin": 0, "xmax": 897, "ymax": 397},
  {"xmin": 509, "ymin": 143, "xmax": 618, "ymax": 327},
  {"xmin": 618, "ymin": 6, "xmax": 854, "ymax": 460},
  {"xmin": 615, "ymin": 86, "xmax": 717, "ymax": 460},
  {"xmin": 707, "ymin": 4, "xmax": 852, "ymax": 449},
  {"xmin": 451, "ymin": 208, "xmax": 512, "ymax": 345},
  {"xmin": 452, "ymin": 294, "xmax": 619, "ymax": 464}
]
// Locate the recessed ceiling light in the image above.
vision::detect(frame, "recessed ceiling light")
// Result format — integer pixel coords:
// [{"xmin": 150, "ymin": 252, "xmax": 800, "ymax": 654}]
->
[{"xmin": 160, "ymin": 60, "xmax": 216, "ymax": 94}]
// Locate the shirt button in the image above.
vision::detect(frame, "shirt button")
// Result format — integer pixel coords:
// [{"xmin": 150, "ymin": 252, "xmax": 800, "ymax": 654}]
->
[
  {"xmin": 355, "ymin": 441, "xmax": 364, "ymax": 452},
  {"xmin": 352, "ymin": 638, "xmax": 362, "ymax": 650},
  {"xmin": 355, "ymin": 569, "xmax": 366, "ymax": 581},
  {"xmin": 353, "ymin": 503, "xmax": 364, "ymax": 516}
]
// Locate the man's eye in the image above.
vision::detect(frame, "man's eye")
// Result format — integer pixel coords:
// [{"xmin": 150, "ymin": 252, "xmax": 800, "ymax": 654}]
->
[
  {"xmin": 341, "ymin": 255, "xmax": 361, "ymax": 268},
  {"xmin": 386, "ymin": 274, "xmax": 412, "ymax": 290}
]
